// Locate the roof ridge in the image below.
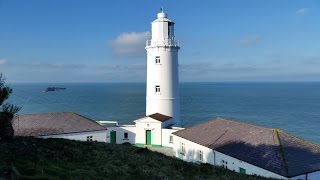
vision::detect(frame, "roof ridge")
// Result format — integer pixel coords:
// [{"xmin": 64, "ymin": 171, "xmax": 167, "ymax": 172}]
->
[
  {"xmin": 174, "ymin": 117, "xmax": 273, "ymax": 136},
  {"xmin": 208, "ymin": 128, "xmax": 229, "ymax": 148},
  {"xmin": 72, "ymin": 113, "xmax": 106, "ymax": 129},
  {"xmin": 16, "ymin": 112, "xmax": 106, "ymax": 129},
  {"xmin": 17, "ymin": 112, "xmax": 74, "ymax": 116},
  {"xmin": 215, "ymin": 117, "xmax": 272, "ymax": 130},
  {"xmin": 278, "ymin": 130, "xmax": 320, "ymax": 150},
  {"xmin": 148, "ymin": 112, "xmax": 172, "ymax": 117},
  {"xmin": 274, "ymin": 129, "xmax": 289, "ymax": 176}
]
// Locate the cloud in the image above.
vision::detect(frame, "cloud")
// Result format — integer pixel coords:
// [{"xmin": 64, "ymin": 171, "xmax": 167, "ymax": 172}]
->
[
  {"xmin": 236, "ymin": 35, "xmax": 261, "ymax": 47},
  {"xmin": 296, "ymin": 8, "xmax": 310, "ymax": 16},
  {"xmin": 179, "ymin": 61, "xmax": 281, "ymax": 81},
  {"xmin": 0, "ymin": 59, "xmax": 8, "ymax": 65},
  {"xmin": 109, "ymin": 31, "xmax": 150, "ymax": 58},
  {"xmin": 299, "ymin": 56, "xmax": 320, "ymax": 65},
  {"xmin": 180, "ymin": 62, "xmax": 261, "ymax": 75},
  {"xmin": 100, "ymin": 63, "xmax": 146, "ymax": 81},
  {"xmin": 30, "ymin": 61, "xmax": 86, "ymax": 69}
]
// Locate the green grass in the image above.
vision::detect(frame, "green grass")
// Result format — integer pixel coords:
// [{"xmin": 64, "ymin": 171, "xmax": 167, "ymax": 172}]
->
[{"xmin": 0, "ymin": 137, "xmax": 273, "ymax": 180}]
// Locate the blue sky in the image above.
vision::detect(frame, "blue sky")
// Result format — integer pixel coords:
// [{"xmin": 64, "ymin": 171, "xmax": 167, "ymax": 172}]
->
[{"xmin": 0, "ymin": 0, "xmax": 319, "ymax": 82}]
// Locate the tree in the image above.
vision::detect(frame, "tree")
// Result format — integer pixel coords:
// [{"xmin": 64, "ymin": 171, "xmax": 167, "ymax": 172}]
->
[{"xmin": 0, "ymin": 73, "xmax": 21, "ymax": 142}]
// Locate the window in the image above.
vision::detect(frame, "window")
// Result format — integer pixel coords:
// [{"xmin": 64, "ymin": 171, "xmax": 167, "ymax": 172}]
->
[
  {"xmin": 155, "ymin": 56, "xmax": 160, "ymax": 64},
  {"xmin": 124, "ymin": 132, "xmax": 128, "ymax": 139},
  {"xmin": 169, "ymin": 135, "xmax": 173, "ymax": 143},
  {"xmin": 180, "ymin": 142, "xmax": 185, "ymax": 155},
  {"xmin": 168, "ymin": 22, "xmax": 172, "ymax": 37},
  {"xmin": 199, "ymin": 150, "xmax": 203, "ymax": 161},
  {"xmin": 86, "ymin": 136, "xmax": 93, "ymax": 142},
  {"xmin": 155, "ymin": 85, "xmax": 160, "ymax": 93},
  {"xmin": 222, "ymin": 160, "xmax": 228, "ymax": 169}
]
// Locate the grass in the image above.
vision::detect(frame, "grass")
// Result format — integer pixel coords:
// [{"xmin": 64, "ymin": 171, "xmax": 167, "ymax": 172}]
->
[{"xmin": 0, "ymin": 137, "xmax": 274, "ymax": 180}]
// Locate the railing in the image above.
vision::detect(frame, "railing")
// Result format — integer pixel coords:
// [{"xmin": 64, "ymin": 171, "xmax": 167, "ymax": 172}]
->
[{"xmin": 146, "ymin": 38, "xmax": 179, "ymax": 47}]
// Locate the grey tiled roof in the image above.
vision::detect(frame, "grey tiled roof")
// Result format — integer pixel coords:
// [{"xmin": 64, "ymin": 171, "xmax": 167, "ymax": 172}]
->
[
  {"xmin": 148, "ymin": 113, "xmax": 172, "ymax": 122},
  {"xmin": 173, "ymin": 118, "xmax": 320, "ymax": 177},
  {"xmin": 13, "ymin": 112, "xmax": 106, "ymax": 136}
]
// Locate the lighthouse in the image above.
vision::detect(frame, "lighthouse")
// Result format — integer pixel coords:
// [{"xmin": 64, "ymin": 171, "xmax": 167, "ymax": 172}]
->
[{"xmin": 145, "ymin": 10, "xmax": 181, "ymax": 126}]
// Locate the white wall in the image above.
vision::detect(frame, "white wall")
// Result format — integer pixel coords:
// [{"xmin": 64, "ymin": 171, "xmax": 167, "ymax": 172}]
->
[
  {"xmin": 43, "ymin": 130, "xmax": 107, "ymax": 142},
  {"xmin": 172, "ymin": 135, "xmax": 215, "ymax": 164},
  {"xmin": 173, "ymin": 135, "xmax": 286, "ymax": 179},
  {"xmin": 215, "ymin": 151, "xmax": 286, "ymax": 179},
  {"xmin": 106, "ymin": 125, "xmax": 136, "ymax": 144},
  {"xmin": 161, "ymin": 128, "xmax": 179, "ymax": 148},
  {"xmin": 290, "ymin": 171, "xmax": 320, "ymax": 180},
  {"xmin": 290, "ymin": 174, "xmax": 306, "ymax": 180},
  {"xmin": 135, "ymin": 117, "xmax": 162, "ymax": 146},
  {"xmin": 308, "ymin": 171, "xmax": 320, "ymax": 180}
]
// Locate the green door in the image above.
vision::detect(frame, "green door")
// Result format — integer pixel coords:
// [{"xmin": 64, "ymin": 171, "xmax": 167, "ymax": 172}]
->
[
  {"xmin": 239, "ymin": 167, "xmax": 246, "ymax": 174},
  {"xmin": 110, "ymin": 131, "xmax": 116, "ymax": 144},
  {"xmin": 146, "ymin": 130, "xmax": 151, "ymax": 145}
]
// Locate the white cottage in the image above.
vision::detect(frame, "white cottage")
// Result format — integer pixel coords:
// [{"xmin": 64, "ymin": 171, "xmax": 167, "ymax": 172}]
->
[
  {"xmin": 172, "ymin": 118, "xmax": 320, "ymax": 180},
  {"xmin": 13, "ymin": 112, "xmax": 108, "ymax": 142}
]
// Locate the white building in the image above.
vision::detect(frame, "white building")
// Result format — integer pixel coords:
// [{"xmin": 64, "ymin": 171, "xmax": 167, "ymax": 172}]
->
[
  {"xmin": 172, "ymin": 118, "xmax": 320, "ymax": 180},
  {"xmin": 12, "ymin": 10, "xmax": 320, "ymax": 180},
  {"xmin": 13, "ymin": 112, "xmax": 108, "ymax": 142},
  {"xmin": 103, "ymin": 113, "xmax": 182, "ymax": 147}
]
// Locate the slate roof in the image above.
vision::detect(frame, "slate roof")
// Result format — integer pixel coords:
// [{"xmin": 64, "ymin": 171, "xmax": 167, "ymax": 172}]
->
[
  {"xmin": 13, "ymin": 112, "xmax": 106, "ymax": 136},
  {"xmin": 173, "ymin": 118, "xmax": 320, "ymax": 177},
  {"xmin": 148, "ymin": 113, "xmax": 172, "ymax": 122}
]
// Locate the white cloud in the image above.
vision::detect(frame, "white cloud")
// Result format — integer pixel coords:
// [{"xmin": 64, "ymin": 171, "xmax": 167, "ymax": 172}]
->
[
  {"xmin": 299, "ymin": 56, "xmax": 320, "ymax": 65},
  {"xmin": 30, "ymin": 61, "xmax": 86, "ymax": 69},
  {"xmin": 236, "ymin": 35, "xmax": 261, "ymax": 47},
  {"xmin": 109, "ymin": 31, "xmax": 150, "ymax": 58},
  {"xmin": 296, "ymin": 8, "xmax": 310, "ymax": 16},
  {"xmin": 0, "ymin": 59, "xmax": 8, "ymax": 65}
]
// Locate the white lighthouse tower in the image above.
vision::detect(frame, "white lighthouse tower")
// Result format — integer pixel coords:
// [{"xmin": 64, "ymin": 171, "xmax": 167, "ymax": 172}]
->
[{"xmin": 145, "ymin": 9, "xmax": 181, "ymax": 126}]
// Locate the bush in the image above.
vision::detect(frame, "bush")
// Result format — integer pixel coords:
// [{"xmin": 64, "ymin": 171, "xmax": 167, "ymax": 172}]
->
[
  {"xmin": 0, "ymin": 73, "xmax": 21, "ymax": 142},
  {"xmin": 0, "ymin": 137, "xmax": 273, "ymax": 180}
]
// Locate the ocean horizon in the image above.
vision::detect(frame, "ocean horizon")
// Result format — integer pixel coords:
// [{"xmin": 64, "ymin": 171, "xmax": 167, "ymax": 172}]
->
[{"xmin": 8, "ymin": 82, "xmax": 320, "ymax": 145}]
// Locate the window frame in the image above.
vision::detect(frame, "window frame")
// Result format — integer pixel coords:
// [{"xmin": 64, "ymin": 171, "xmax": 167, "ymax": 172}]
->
[
  {"xmin": 222, "ymin": 160, "xmax": 228, "ymax": 169},
  {"xmin": 169, "ymin": 135, "xmax": 173, "ymax": 143},
  {"xmin": 199, "ymin": 150, "xmax": 203, "ymax": 161},
  {"xmin": 86, "ymin": 135, "xmax": 93, "ymax": 142},
  {"xmin": 155, "ymin": 85, "xmax": 160, "ymax": 93},
  {"xmin": 155, "ymin": 56, "xmax": 161, "ymax": 64},
  {"xmin": 180, "ymin": 142, "xmax": 185, "ymax": 155},
  {"xmin": 124, "ymin": 132, "xmax": 128, "ymax": 139}
]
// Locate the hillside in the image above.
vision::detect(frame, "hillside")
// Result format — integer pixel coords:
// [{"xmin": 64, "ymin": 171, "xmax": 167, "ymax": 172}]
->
[{"xmin": 0, "ymin": 137, "xmax": 273, "ymax": 180}]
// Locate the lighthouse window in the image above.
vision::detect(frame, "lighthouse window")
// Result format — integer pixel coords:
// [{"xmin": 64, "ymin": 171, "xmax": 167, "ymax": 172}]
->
[
  {"xmin": 155, "ymin": 85, "xmax": 160, "ymax": 93},
  {"xmin": 155, "ymin": 56, "xmax": 160, "ymax": 64},
  {"xmin": 168, "ymin": 26, "xmax": 171, "ymax": 37}
]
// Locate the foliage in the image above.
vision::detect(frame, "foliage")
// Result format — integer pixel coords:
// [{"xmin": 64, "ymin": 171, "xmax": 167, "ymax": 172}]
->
[
  {"xmin": 0, "ymin": 73, "xmax": 21, "ymax": 142},
  {"xmin": 0, "ymin": 137, "xmax": 274, "ymax": 180}
]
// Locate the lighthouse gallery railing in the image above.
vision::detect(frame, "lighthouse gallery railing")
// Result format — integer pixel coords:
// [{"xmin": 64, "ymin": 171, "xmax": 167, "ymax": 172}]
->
[{"xmin": 146, "ymin": 38, "xmax": 179, "ymax": 47}]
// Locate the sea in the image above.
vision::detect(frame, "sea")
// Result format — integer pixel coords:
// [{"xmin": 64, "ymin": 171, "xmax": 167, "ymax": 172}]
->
[{"xmin": 8, "ymin": 82, "xmax": 320, "ymax": 145}]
